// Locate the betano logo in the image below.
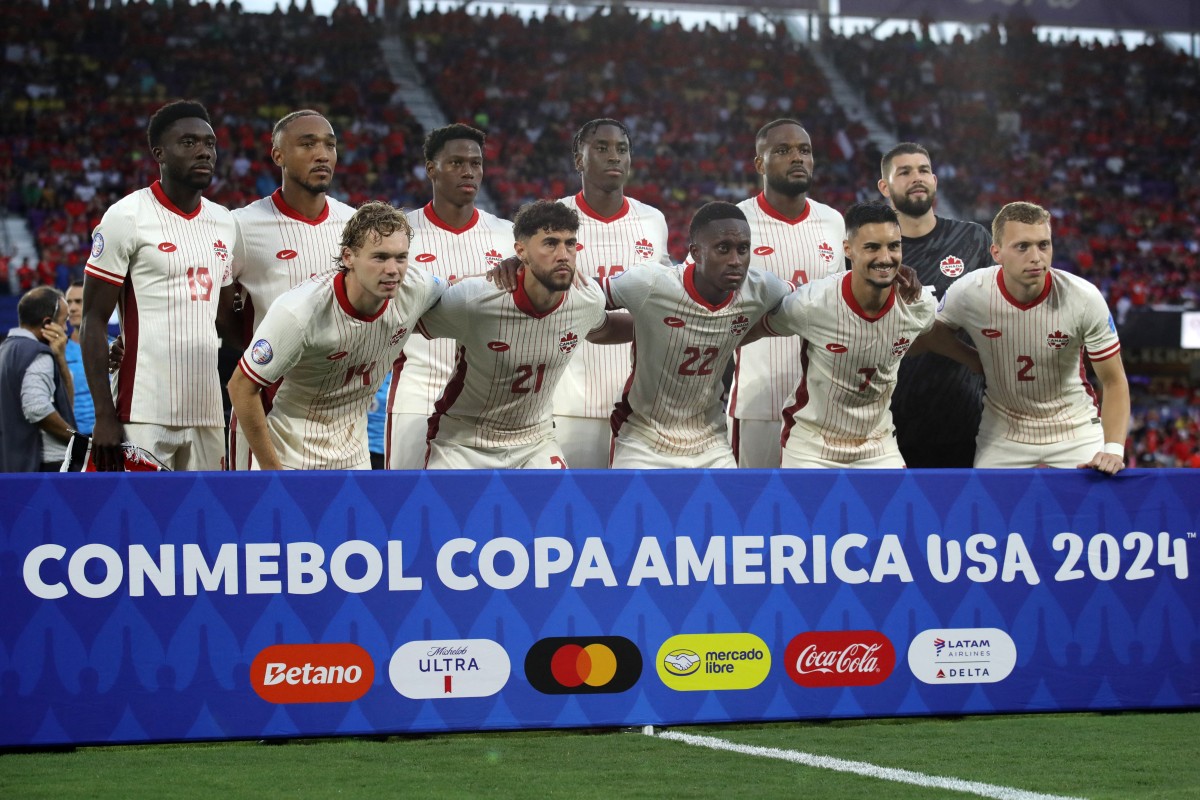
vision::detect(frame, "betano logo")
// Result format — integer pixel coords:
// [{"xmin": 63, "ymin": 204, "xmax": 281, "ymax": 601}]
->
[
  {"xmin": 907, "ymin": 628, "xmax": 1017, "ymax": 685},
  {"xmin": 250, "ymin": 643, "xmax": 373, "ymax": 704},
  {"xmin": 524, "ymin": 636, "xmax": 641, "ymax": 694},
  {"xmin": 389, "ymin": 639, "xmax": 510, "ymax": 699},
  {"xmin": 656, "ymin": 633, "xmax": 770, "ymax": 691}
]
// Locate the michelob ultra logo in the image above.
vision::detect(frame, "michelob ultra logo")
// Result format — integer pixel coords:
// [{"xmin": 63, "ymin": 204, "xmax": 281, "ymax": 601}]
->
[
  {"xmin": 250, "ymin": 643, "xmax": 373, "ymax": 704},
  {"xmin": 524, "ymin": 636, "xmax": 641, "ymax": 694},
  {"xmin": 656, "ymin": 633, "xmax": 770, "ymax": 691},
  {"xmin": 389, "ymin": 639, "xmax": 510, "ymax": 699}
]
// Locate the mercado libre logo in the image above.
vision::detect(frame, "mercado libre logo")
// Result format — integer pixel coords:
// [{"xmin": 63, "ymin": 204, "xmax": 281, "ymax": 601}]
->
[
  {"xmin": 250, "ymin": 643, "xmax": 374, "ymax": 704},
  {"xmin": 656, "ymin": 633, "xmax": 771, "ymax": 691},
  {"xmin": 524, "ymin": 637, "xmax": 642, "ymax": 694}
]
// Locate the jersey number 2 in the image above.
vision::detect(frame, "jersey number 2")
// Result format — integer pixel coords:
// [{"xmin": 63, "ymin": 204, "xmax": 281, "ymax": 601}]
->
[{"xmin": 1016, "ymin": 356, "xmax": 1035, "ymax": 382}]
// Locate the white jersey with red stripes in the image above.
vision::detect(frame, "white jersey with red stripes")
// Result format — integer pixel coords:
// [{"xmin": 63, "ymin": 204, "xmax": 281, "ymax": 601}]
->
[
  {"xmin": 936, "ymin": 266, "xmax": 1120, "ymax": 445},
  {"xmin": 84, "ymin": 181, "xmax": 235, "ymax": 427},
  {"xmin": 418, "ymin": 276, "xmax": 608, "ymax": 451},
  {"xmin": 764, "ymin": 272, "xmax": 936, "ymax": 463},
  {"xmin": 729, "ymin": 193, "xmax": 845, "ymax": 422},
  {"xmin": 603, "ymin": 263, "xmax": 791, "ymax": 456},
  {"xmin": 387, "ymin": 204, "xmax": 514, "ymax": 416},
  {"xmin": 231, "ymin": 189, "xmax": 355, "ymax": 335},
  {"xmin": 554, "ymin": 192, "xmax": 671, "ymax": 419},
  {"xmin": 237, "ymin": 269, "xmax": 444, "ymax": 469}
]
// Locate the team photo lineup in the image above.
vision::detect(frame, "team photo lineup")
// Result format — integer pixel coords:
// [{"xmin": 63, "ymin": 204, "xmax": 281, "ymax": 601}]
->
[{"xmin": 11, "ymin": 1, "xmax": 1191, "ymax": 479}]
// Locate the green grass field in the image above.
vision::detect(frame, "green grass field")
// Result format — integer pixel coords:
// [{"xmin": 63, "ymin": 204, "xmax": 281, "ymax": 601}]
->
[{"xmin": 2, "ymin": 710, "xmax": 1196, "ymax": 799}]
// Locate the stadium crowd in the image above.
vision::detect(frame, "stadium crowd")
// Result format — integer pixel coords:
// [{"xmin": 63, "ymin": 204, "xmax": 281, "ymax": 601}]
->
[{"xmin": 1, "ymin": 0, "xmax": 1196, "ymax": 469}]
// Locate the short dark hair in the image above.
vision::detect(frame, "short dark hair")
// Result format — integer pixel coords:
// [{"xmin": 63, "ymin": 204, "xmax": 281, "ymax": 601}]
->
[
  {"xmin": 512, "ymin": 200, "xmax": 579, "ymax": 241},
  {"xmin": 880, "ymin": 142, "xmax": 932, "ymax": 180},
  {"xmin": 571, "ymin": 118, "xmax": 631, "ymax": 157},
  {"xmin": 336, "ymin": 202, "xmax": 413, "ymax": 272},
  {"xmin": 844, "ymin": 202, "xmax": 900, "ymax": 238},
  {"xmin": 423, "ymin": 123, "xmax": 486, "ymax": 163},
  {"xmin": 18, "ymin": 286, "xmax": 64, "ymax": 327},
  {"xmin": 754, "ymin": 118, "xmax": 806, "ymax": 150},
  {"xmin": 69, "ymin": 279, "xmax": 85, "ymax": 290},
  {"xmin": 272, "ymin": 109, "xmax": 326, "ymax": 147},
  {"xmin": 146, "ymin": 100, "xmax": 211, "ymax": 150},
  {"xmin": 689, "ymin": 201, "xmax": 747, "ymax": 242},
  {"xmin": 992, "ymin": 201, "xmax": 1051, "ymax": 246}
]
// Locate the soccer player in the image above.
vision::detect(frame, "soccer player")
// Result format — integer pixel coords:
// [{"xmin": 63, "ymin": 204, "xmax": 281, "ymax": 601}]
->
[
  {"xmin": 226, "ymin": 202, "xmax": 443, "ymax": 470},
  {"xmin": 602, "ymin": 202, "xmax": 791, "ymax": 469},
  {"xmin": 930, "ymin": 201, "xmax": 1129, "ymax": 474},
  {"xmin": 554, "ymin": 118, "xmax": 671, "ymax": 468},
  {"xmin": 417, "ymin": 200, "xmax": 629, "ymax": 470},
  {"xmin": 729, "ymin": 119, "xmax": 846, "ymax": 468},
  {"xmin": 386, "ymin": 123, "xmax": 514, "ymax": 469},
  {"xmin": 226, "ymin": 109, "xmax": 355, "ymax": 470},
  {"xmin": 878, "ymin": 142, "xmax": 992, "ymax": 468},
  {"xmin": 81, "ymin": 100, "xmax": 237, "ymax": 471},
  {"xmin": 756, "ymin": 203, "xmax": 956, "ymax": 469}
]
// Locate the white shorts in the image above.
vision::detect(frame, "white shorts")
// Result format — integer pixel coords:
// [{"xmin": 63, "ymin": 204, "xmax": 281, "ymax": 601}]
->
[
  {"xmin": 729, "ymin": 417, "xmax": 782, "ymax": 468},
  {"xmin": 426, "ymin": 436, "xmax": 568, "ymax": 470},
  {"xmin": 781, "ymin": 424, "xmax": 905, "ymax": 469},
  {"xmin": 124, "ymin": 422, "xmax": 224, "ymax": 471},
  {"xmin": 553, "ymin": 415, "xmax": 612, "ymax": 470},
  {"xmin": 387, "ymin": 412, "xmax": 431, "ymax": 470},
  {"xmin": 974, "ymin": 413, "xmax": 1104, "ymax": 469},
  {"xmin": 611, "ymin": 433, "xmax": 737, "ymax": 469}
]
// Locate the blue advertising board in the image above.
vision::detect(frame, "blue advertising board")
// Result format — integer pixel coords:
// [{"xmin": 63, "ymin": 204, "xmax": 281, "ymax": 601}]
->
[{"xmin": 2, "ymin": 469, "xmax": 1197, "ymax": 746}]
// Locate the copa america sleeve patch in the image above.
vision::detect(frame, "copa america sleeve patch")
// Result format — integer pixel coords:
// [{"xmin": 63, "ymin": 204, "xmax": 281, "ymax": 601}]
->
[
  {"xmin": 91, "ymin": 233, "xmax": 105, "ymax": 259},
  {"xmin": 251, "ymin": 339, "xmax": 274, "ymax": 365}
]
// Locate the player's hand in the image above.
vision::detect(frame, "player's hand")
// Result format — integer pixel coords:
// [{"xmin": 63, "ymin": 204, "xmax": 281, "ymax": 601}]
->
[
  {"xmin": 108, "ymin": 336, "xmax": 124, "ymax": 373},
  {"xmin": 485, "ymin": 256, "xmax": 522, "ymax": 293},
  {"xmin": 41, "ymin": 320, "xmax": 68, "ymax": 357},
  {"xmin": 1078, "ymin": 451, "xmax": 1125, "ymax": 475},
  {"xmin": 896, "ymin": 264, "xmax": 923, "ymax": 304},
  {"xmin": 90, "ymin": 415, "xmax": 127, "ymax": 472}
]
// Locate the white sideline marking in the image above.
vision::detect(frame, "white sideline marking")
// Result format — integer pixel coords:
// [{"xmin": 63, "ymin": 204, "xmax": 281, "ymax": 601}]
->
[{"xmin": 655, "ymin": 730, "xmax": 1087, "ymax": 800}]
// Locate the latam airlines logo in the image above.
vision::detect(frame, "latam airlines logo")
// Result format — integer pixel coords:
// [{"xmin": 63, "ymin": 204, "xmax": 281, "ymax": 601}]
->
[
  {"xmin": 485, "ymin": 249, "xmax": 503, "ymax": 268},
  {"xmin": 559, "ymin": 331, "xmax": 579, "ymax": 354},
  {"xmin": 907, "ymin": 628, "xmax": 1017, "ymax": 685},
  {"xmin": 634, "ymin": 239, "xmax": 654, "ymax": 260},
  {"xmin": 940, "ymin": 255, "xmax": 965, "ymax": 277},
  {"xmin": 730, "ymin": 314, "xmax": 750, "ymax": 336},
  {"xmin": 817, "ymin": 241, "xmax": 835, "ymax": 264},
  {"xmin": 524, "ymin": 636, "xmax": 642, "ymax": 694},
  {"xmin": 250, "ymin": 643, "xmax": 373, "ymax": 704},
  {"xmin": 1047, "ymin": 330, "xmax": 1070, "ymax": 350},
  {"xmin": 389, "ymin": 639, "xmax": 510, "ymax": 699},
  {"xmin": 656, "ymin": 633, "xmax": 770, "ymax": 691},
  {"xmin": 785, "ymin": 631, "xmax": 896, "ymax": 688}
]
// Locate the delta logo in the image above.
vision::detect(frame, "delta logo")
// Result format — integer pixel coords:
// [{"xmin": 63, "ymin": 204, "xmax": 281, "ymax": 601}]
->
[
  {"xmin": 276, "ymin": 249, "xmax": 298, "ymax": 260},
  {"xmin": 981, "ymin": 328, "xmax": 1003, "ymax": 339},
  {"xmin": 785, "ymin": 631, "xmax": 895, "ymax": 688},
  {"xmin": 250, "ymin": 643, "xmax": 373, "ymax": 704},
  {"xmin": 389, "ymin": 639, "xmax": 510, "ymax": 699},
  {"xmin": 940, "ymin": 255, "xmax": 965, "ymax": 277},
  {"xmin": 156, "ymin": 241, "xmax": 175, "ymax": 253},
  {"xmin": 634, "ymin": 239, "xmax": 654, "ymax": 260},
  {"xmin": 753, "ymin": 245, "xmax": 775, "ymax": 257},
  {"xmin": 484, "ymin": 249, "xmax": 503, "ymax": 269},
  {"xmin": 891, "ymin": 336, "xmax": 912, "ymax": 357},
  {"xmin": 524, "ymin": 636, "xmax": 642, "ymax": 695},
  {"xmin": 1047, "ymin": 330, "xmax": 1070, "ymax": 350},
  {"xmin": 817, "ymin": 241, "xmax": 835, "ymax": 264},
  {"xmin": 663, "ymin": 317, "xmax": 686, "ymax": 328},
  {"xmin": 656, "ymin": 633, "xmax": 771, "ymax": 691},
  {"xmin": 730, "ymin": 314, "xmax": 751, "ymax": 336},
  {"xmin": 213, "ymin": 240, "xmax": 229, "ymax": 261},
  {"xmin": 415, "ymin": 253, "xmax": 437, "ymax": 263},
  {"xmin": 559, "ymin": 330, "xmax": 579, "ymax": 354},
  {"xmin": 826, "ymin": 342, "xmax": 848, "ymax": 353},
  {"xmin": 907, "ymin": 628, "xmax": 1017, "ymax": 685},
  {"xmin": 390, "ymin": 327, "xmax": 409, "ymax": 346}
]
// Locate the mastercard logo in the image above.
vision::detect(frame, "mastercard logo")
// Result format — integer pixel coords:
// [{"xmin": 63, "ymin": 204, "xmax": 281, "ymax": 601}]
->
[{"xmin": 524, "ymin": 636, "xmax": 641, "ymax": 695}]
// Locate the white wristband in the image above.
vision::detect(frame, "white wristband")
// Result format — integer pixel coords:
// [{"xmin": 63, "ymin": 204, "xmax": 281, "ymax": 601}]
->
[{"xmin": 1102, "ymin": 442, "xmax": 1125, "ymax": 457}]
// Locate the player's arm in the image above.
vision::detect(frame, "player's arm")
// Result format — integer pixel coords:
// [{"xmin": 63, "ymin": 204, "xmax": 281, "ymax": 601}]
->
[
  {"xmin": 226, "ymin": 368, "xmax": 283, "ymax": 470},
  {"xmin": 80, "ymin": 274, "xmax": 125, "ymax": 471},
  {"xmin": 909, "ymin": 320, "xmax": 983, "ymax": 373},
  {"xmin": 216, "ymin": 284, "xmax": 243, "ymax": 350},
  {"xmin": 895, "ymin": 263, "xmax": 924, "ymax": 304},
  {"xmin": 21, "ymin": 350, "xmax": 73, "ymax": 444},
  {"xmin": 585, "ymin": 311, "xmax": 633, "ymax": 344},
  {"xmin": 1078, "ymin": 353, "xmax": 1130, "ymax": 475}
]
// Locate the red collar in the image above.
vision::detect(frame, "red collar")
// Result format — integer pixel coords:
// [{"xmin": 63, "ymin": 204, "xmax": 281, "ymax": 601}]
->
[
  {"xmin": 150, "ymin": 181, "xmax": 201, "ymax": 220},
  {"xmin": 424, "ymin": 202, "xmax": 479, "ymax": 233},
  {"xmin": 684, "ymin": 263, "xmax": 733, "ymax": 311},
  {"xmin": 755, "ymin": 193, "xmax": 810, "ymax": 224},
  {"xmin": 841, "ymin": 272, "xmax": 895, "ymax": 322},
  {"xmin": 270, "ymin": 189, "xmax": 330, "ymax": 225},
  {"xmin": 997, "ymin": 269, "xmax": 1052, "ymax": 310},
  {"xmin": 334, "ymin": 271, "xmax": 389, "ymax": 322},
  {"xmin": 512, "ymin": 269, "xmax": 566, "ymax": 318},
  {"xmin": 575, "ymin": 191, "xmax": 630, "ymax": 222}
]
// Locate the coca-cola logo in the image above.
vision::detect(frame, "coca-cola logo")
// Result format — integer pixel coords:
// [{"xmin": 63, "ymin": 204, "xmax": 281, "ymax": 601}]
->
[{"xmin": 784, "ymin": 630, "xmax": 895, "ymax": 688}]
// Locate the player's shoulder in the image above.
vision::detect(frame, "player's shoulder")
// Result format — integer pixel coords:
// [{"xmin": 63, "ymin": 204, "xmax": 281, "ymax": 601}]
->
[
  {"xmin": 626, "ymin": 195, "xmax": 666, "ymax": 221},
  {"xmin": 735, "ymin": 195, "xmax": 760, "ymax": 216},
  {"xmin": 806, "ymin": 196, "xmax": 844, "ymax": 221},
  {"xmin": 475, "ymin": 207, "xmax": 513, "ymax": 230},
  {"xmin": 442, "ymin": 274, "xmax": 503, "ymax": 303},
  {"xmin": 231, "ymin": 194, "xmax": 273, "ymax": 221},
  {"xmin": 951, "ymin": 264, "xmax": 1001, "ymax": 293},
  {"xmin": 327, "ymin": 195, "xmax": 357, "ymax": 221},
  {"xmin": 275, "ymin": 271, "xmax": 334, "ymax": 314},
  {"xmin": 1051, "ymin": 268, "xmax": 1106, "ymax": 300}
]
